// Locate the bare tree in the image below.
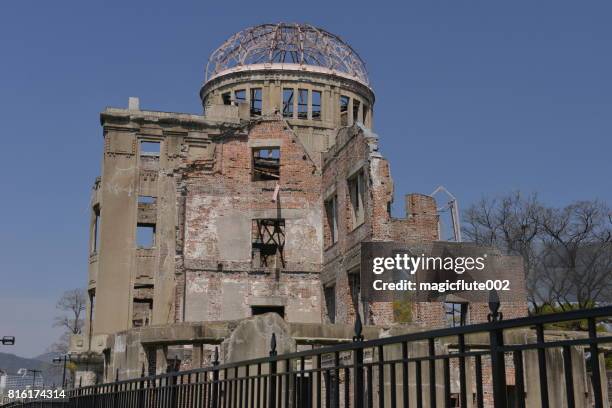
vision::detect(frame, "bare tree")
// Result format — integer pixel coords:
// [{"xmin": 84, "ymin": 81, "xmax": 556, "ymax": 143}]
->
[
  {"xmin": 539, "ymin": 201, "xmax": 612, "ymax": 310},
  {"xmin": 463, "ymin": 193, "xmax": 612, "ymax": 312},
  {"xmin": 54, "ymin": 288, "xmax": 86, "ymax": 335},
  {"xmin": 463, "ymin": 192, "xmax": 548, "ymax": 311}
]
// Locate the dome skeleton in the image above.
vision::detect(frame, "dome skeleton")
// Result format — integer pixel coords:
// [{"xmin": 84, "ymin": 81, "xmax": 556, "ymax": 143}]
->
[{"xmin": 206, "ymin": 23, "xmax": 369, "ymax": 85}]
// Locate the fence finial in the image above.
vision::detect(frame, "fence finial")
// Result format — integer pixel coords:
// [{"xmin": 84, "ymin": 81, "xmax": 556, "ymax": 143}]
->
[
  {"xmin": 353, "ymin": 311, "xmax": 364, "ymax": 341},
  {"xmin": 488, "ymin": 289, "xmax": 503, "ymax": 322},
  {"xmin": 270, "ymin": 333, "xmax": 277, "ymax": 356}
]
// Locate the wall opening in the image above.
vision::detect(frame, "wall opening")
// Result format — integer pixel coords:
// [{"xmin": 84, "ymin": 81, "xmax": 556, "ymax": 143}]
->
[
  {"xmin": 91, "ymin": 205, "xmax": 100, "ymax": 253},
  {"xmin": 362, "ymin": 103, "xmax": 369, "ymax": 126},
  {"xmin": 324, "ymin": 195, "xmax": 338, "ymax": 246},
  {"xmin": 139, "ymin": 141, "xmax": 160, "ymax": 156},
  {"xmin": 250, "ymin": 88, "xmax": 262, "ymax": 116},
  {"xmin": 348, "ymin": 270, "xmax": 361, "ymax": 318},
  {"xmin": 348, "ymin": 170, "xmax": 365, "ymax": 229},
  {"xmin": 222, "ymin": 92, "xmax": 231, "ymax": 105},
  {"xmin": 444, "ymin": 302, "xmax": 468, "ymax": 327},
  {"xmin": 251, "ymin": 305, "xmax": 285, "ymax": 318},
  {"xmin": 297, "ymin": 89, "xmax": 308, "ymax": 119},
  {"xmin": 340, "ymin": 95, "xmax": 349, "ymax": 126},
  {"xmin": 234, "ymin": 89, "xmax": 246, "ymax": 103},
  {"xmin": 87, "ymin": 289, "xmax": 96, "ymax": 348},
  {"xmin": 136, "ymin": 223, "xmax": 156, "ymax": 248},
  {"xmin": 132, "ymin": 298, "xmax": 153, "ymax": 327},
  {"xmin": 138, "ymin": 196, "xmax": 156, "ymax": 204},
  {"xmin": 252, "ymin": 219, "xmax": 285, "ymax": 268},
  {"xmin": 353, "ymin": 99, "xmax": 361, "ymax": 123},
  {"xmin": 312, "ymin": 90, "xmax": 322, "ymax": 120},
  {"xmin": 252, "ymin": 147, "xmax": 280, "ymax": 181},
  {"xmin": 282, "ymin": 88, "xmax": 294, "ymax": 118},
  {"xmin": 324, "ymin": 285, "xmax": 336, "ymax": 323}
]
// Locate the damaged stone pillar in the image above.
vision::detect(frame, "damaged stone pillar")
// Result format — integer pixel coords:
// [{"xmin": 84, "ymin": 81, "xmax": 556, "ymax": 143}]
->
[
  {"xmin": 155, "ymin": 345, "xmax": 168, "ymax": 375},
  {"xmin": 192, "ymin": 343, "xmax": 203, "ymax": 369}
]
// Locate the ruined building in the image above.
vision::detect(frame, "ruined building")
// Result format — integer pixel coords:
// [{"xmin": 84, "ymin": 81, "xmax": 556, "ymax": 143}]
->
[{"xmin": 71, "ymin": 23, "xmax": 531, "ymax": 386}]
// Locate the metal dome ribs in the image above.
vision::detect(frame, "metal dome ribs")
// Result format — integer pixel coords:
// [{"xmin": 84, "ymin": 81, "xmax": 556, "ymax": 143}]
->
[{"xmin": 206, "ymin": 23, "xmax": 369, "ymax": 85}]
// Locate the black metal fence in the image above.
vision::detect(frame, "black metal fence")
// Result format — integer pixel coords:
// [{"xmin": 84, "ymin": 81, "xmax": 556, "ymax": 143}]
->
[{"xmin": 3, "ymin": 304, "xmax": 611, "ymax": 408}]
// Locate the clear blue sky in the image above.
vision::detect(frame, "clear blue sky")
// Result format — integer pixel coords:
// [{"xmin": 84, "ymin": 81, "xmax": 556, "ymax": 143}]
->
[{"xmin": 0, "ymin": 1, "xmax": 610, "ymax": 358}]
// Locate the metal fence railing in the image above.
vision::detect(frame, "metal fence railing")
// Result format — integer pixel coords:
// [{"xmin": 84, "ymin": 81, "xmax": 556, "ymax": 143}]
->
[{"xmin": 3, "ymin": 303, "xmax": 611, "ymax": 408}]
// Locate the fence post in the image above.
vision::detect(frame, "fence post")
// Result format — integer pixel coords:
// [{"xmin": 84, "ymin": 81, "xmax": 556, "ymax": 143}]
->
[
  {"xmin": 75, "ymin": 376, "xmax": 82, "ymax": 408},
  {"xmin": 139, "ymin": 364, "xmax": 146, "ymax": 408},
  {"xmin": 353, "ymin": 312, "xmax": 364, "ymax": 408},
  {"xmin": 211, "ymin": 347, "xmax": 220, "ymax": 408},
  {"xmin": 269, "ymin": 333, "xmax": 277, "ymax": 408},
  {"xmin": 112, "ymin": 368, "xmax": 119, "ymax": 408},
  {"xmin": 488, "ymin": 290, "xmax": 507, "ymax": 408}
]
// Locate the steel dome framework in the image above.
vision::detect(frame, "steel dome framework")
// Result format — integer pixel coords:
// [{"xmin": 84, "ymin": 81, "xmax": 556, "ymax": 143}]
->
[{"xmin": 206, "ymin": 23, "xmax": 369, "ymax": 85}]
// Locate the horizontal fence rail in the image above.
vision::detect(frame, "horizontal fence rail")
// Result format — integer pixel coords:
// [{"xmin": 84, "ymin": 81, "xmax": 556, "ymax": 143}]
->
[{"xmin": 3, "ymin": 304, "xmax": 611, "ymax": 408}]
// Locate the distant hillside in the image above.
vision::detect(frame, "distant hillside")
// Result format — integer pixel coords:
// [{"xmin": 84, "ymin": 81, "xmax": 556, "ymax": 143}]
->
[{"xmin": 0, "ymin": 352, "xmax": 63, "ymax": 386}]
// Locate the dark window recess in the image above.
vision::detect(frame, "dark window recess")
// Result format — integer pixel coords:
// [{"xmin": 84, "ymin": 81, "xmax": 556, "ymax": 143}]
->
[
  {"xmin": 325, "ymin": 195, "xmax": 338, "ymax": 245},
  {"xmin": 251, "ymin": 306, "xmax": 285, "ymax": 318},
  {"xmin": 297, "ymin": 89, "xmax": 308, "ymax": 119},
  {"xmin": 250, "ymin": 88, "xmax": 262, "ymax": 116},
  {"xmin": 252, "ymin": 219, "xmax": 285, "ymax": 268},
  {"xmin": 348, "ymin": 170, "xmax": 365, "ymax": 228},
  {"xmin": 283, "ymin": 88, "xmax": 294, "ymax": 118},
  {"xmin": 444, "ymin": 302, "xmax": 468, "ymax": 327},
  {"xmin": 234, "ymin": 89, "xmax": 246, "ymax": 102},
  {"xmin": 349, "ymin": 272, "xmax": 361, "ymax": 313},
  {"xmin": 146, "ymin": 348, "xmax": 157, "ymax": 376},
  {"xmin": 324, "ymin": 285, "xmax": 336, "ymax": 323},
  {"xmin": 136, "ymin": 223, "xmax": 156, "ymax": 248},
  {"xmin": 140, "ymin": 141, "xmax": 160, "ymax": 156},
  {"xmin": 222, "ymin": 92, "xmax": 232, "ymax": 105},
  {"xmin": 92, "ymin": 205, "xmax": 100, "ymax": 253},
  {"xmin": 340, "ymin": 95, "xmax": 349, "ymax": 126},
  {"xmin": 312, "ymin": 90, "xmax": 322, "ymax": 120},
  {"xmin": 252, "ymin": 147, "xmax": 280, "ymax": 181},
  {"xmin": 362, "ymin": 103, "xmax": 369, "ymax": 125},
  {"xmin": 353, "ymin": 99, "xmax": 361, "ymax": 123}
]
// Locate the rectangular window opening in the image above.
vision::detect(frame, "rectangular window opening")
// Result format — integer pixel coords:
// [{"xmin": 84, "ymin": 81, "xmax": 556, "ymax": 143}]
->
[
  {"xmin": 324, "ymin": 285, "xmax": 336, "ymax": 324},
  {"xmin": 132, "ymin": 298, "xmax": 153, "ymax": 327},
  {"xmin": 138, "ymin": 196, "xmax": 156, "ymax": 204},
  {"xmin": 252, "ymin": 147, "xmax": 280, "ymax": 181},
  {"xmin": 297, "ymin": 89, "xmax": 308, "ymax": 119},
  {"xmin": 140, "ymin": 141, "xmax": 160, "ymax": 156},
  {"xmin": 348, "ymin": 270, "xmax": 361, "ymax": 317},
  {"xmin": 353, "ymin": 99, "xmax": 361, "ymax": 123},
  {"xmin": 251, "ymin": 219, "xmax": 285, "ymax": 268},
  {"xmin": 362, "ymin": 104, "xmax": 369, "ymax": 126},
  {"xmin": 250, "ymin": 88, "xmax": 262, "ymax": 116},
  {"xmin": 136, "ymin": 223, "xmax": 156, "ymax": 248},
  {"xmin": 91, "ymin": 205, "xmax": 100, "ymax": 253},
  {"xmin": 444, "ymin": 302, "xmax": 468, "ymax": 327},
  {"xmin": 324, "ymin": 195, "xmax": 338, "ymax": 245},
  {"xmin": 348, "ymin": 170, "xmax": 365, "ymax": 229},
  {"xmin": 282, "ymin": 88, "xmax": 294, "ymax": 118},
  {"xmin": 234, "ymin": 89, "xmax": 246, "ymax": 103},
  {"xmin": 312, "ymin": 90, "xmax": 322, "ymax": 120},
  {"xmin": 340, "ymin": 95, "xmax": 349, "ymax": 126},
  {"xmin": 251, "ymin": 306, "xmax": 285, "ymax": 318},
  {"xmin": 222, "ymin": 92, "xmax": 232, "ymax": 106}
]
